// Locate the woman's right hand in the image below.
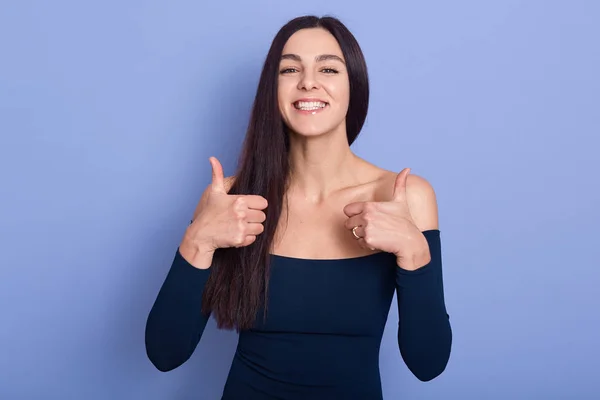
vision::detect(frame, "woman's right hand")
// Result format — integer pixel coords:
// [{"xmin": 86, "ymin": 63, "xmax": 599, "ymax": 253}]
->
[{"xmin": 184, "ymin": 157, "xmax": 268, "ymax": 255}]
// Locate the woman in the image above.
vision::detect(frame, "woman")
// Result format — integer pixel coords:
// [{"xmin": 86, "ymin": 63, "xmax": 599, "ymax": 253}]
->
[{"xmin": 145, "ymin": 15, "xmax": 452, "ymax": 399}]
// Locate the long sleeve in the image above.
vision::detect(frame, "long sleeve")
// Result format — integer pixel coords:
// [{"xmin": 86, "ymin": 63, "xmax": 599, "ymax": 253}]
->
[
  {"xmin": 145, "ymin": 248, "xmax": 212, "ymax": 372},
  {"xmin": 395, "ymin": 229, "xmax": 452, "ymax": 381}
]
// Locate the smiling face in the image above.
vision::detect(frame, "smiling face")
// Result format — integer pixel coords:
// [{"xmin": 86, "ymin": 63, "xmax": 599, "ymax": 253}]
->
[{"xmin": 278, "ymin": 28, "xmax": 350, "ymax": 138}]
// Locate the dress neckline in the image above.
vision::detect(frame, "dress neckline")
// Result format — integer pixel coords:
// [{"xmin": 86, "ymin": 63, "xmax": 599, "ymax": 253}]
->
[
  {"xmin": 267, "ymin": 230, "xmax": 440, "ymax": 262},
  {"xmin": 269, "ymin": 251, "xmax": 387, "ymax": 262},
  {"xmin": 269, "ymin": 228, "xmax": 440, "ymax": 263}
]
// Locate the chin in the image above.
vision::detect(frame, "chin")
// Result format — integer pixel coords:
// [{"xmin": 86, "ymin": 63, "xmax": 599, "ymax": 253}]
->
[
  {"xmin": 283, "ymin": 115, "xmax": 345, "ymax": 138},
  {"xmin": 287, "ymin": 124, "xmax": 337, "ymax": 138}
]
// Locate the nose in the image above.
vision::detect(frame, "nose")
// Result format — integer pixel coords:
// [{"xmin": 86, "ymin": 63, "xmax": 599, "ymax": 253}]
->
[{"xmin": 297, "ymin": 70, "xmax": 319, "ymax": 91}]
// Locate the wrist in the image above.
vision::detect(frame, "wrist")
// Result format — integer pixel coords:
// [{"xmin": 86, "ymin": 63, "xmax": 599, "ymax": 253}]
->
[
  {"xmin": 179, "ymin": 235, "xmax": 215, "ymax": 270},
  {"xmin": 395, "ymin": 232, "xmax": 432, "ymax": 271},
  {"xmin": 397, "ymin": 250, "xmax": 431, "ymax": 270},
  {"xmin": 396, "ymin": 257, "xmax": 417, "ymax": 271},
  {"xmin": 184, "ymin": 220, "xmax": 216, "ymax": 251}
]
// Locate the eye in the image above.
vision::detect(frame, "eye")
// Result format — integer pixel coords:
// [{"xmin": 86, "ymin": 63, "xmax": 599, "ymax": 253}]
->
[
  {"xmin": 280, "ymin": 67, "xmax": 298, "ymax": 74},
  {"xmin": 321, "ymin": 68, "xmax": 339, "ymax": 74}
]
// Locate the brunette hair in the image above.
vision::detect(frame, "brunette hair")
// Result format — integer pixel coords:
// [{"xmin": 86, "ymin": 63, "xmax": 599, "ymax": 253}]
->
[{"xmin": 201, "ymin": 15, "xmax": 370, "ymax": 331}]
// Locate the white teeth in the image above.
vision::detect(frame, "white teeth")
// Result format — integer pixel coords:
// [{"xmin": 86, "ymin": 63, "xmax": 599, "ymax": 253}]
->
[{"xmin": 294, "ymin": 101, "xmax": 327, "ymax": 110}]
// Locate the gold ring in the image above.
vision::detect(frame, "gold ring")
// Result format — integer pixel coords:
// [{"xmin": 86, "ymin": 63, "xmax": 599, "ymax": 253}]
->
[{"xmin": 352, "ymin": 226, "xmax": 360, "ymax": 239}]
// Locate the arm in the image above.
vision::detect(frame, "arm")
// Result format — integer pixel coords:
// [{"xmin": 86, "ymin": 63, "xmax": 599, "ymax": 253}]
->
[
  {"xmin": 145, "ymin": 171, "xmax": 247, "ymax": 371},
  {"xmin": 395, "ymin": 174, "xmax": 451, "ymax": 380},
  {"xmin": 144, "ymin": 240, "xmax": 214, "ymax": 372},
  {"xmin": 395, "ymin": 229, "xmax": 452, "ymax": 381}
]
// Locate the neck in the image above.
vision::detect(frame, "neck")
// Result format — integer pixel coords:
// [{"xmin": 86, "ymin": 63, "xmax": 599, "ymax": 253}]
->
[{"xmin": 287, "ymin": 126, "xmax": 362, "ymax": 203}]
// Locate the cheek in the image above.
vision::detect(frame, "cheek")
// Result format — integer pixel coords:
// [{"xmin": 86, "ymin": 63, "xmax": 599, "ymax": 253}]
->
[
  {"xmin": 277, "ymin": 82, "xmax": 292, "ymax": 108},
  {"xmin": 328, "ymin": 81, "xmax": 350, "ymax": 106},
  {"xmin": 277, "ymin": 85, "xmax": 294, "ymax": 124},
  {"xmin": 340, "ymin": 82, "xmax": 351, "ymax": 106},
  {"xmin": 277, "ymin": 89, "xmax": 286, "ymax": 115}
]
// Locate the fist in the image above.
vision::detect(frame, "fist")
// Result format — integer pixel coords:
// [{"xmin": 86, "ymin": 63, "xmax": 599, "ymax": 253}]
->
[
  {"xmin": 343, "ymin": 169, "xmax": 432, "ymax": 270},
  {"xmin": 187, "ymin": 157, "xmax": 268, "ymax": 252}
]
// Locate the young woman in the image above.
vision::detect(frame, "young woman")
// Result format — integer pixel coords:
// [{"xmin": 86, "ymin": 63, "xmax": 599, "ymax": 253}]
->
[{"xmin": 145, "ymin": 15, "xmax": 452, "ymax": 400}]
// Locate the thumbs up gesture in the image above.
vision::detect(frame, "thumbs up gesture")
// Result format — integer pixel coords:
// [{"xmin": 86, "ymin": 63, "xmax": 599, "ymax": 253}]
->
[
  {"xmin": 342, "ymin": 168, "xmax": 432, "ymax": 271},
  {"xmin": 186, "ymin": 157, "xmax": 268, "ymax": 253}
]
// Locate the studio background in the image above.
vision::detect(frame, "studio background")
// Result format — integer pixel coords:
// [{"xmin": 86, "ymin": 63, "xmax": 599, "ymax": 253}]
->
[{"xmin": 1, "ymin": 0, "xmax": 598, "ymax": 399}]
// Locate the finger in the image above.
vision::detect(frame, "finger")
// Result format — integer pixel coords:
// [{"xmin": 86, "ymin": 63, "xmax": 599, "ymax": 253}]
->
[
  {"xmin": 344, "ymin": 214, "xmax": 365, "ymax": 230},
  {"xmin": 246, "ymin": 222, "xmax": 265, "ymax": 236},
  {"xmin": 209, "ymin": 157, "xmax": 226, "ymax": 194},
  {"xmin": 356, "ymin": 238, "xmax": 375, "ymax": 251},
  {"xmin": 350, "ymin": 225, "xmax": 365, "ymax": 239},
  {"xmin": 392, "ymin": 168, "xmax": 410, "ymax": 202},
  {"xmin": 238, "ymin": 235, "xmax": 257, "ymax": 247},
  {"xmin": 245, "ymin": 209, "xmax": 267, "ymax": 223},
  {"xmin": 343, "ymin": 201, "xmax": 365, "ymax": 218},
  {"xmin": 242, "ymin": 195, "xmax": 269, "ymax": 210}
]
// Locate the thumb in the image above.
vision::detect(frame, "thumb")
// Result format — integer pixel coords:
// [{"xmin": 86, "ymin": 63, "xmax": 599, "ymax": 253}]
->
[
  {"xmin": 209, "ymin": 156, "xmax": 226, "ymax": 194},
  {"xmin": 392, "ymin": 168, "xmax": 410, "ymax": 202}
]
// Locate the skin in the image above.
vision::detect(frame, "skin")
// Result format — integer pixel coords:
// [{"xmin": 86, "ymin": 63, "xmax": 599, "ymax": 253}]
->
[{"xmin": 182, "ymin": 27, "xmax": 439, "ymax": 271}]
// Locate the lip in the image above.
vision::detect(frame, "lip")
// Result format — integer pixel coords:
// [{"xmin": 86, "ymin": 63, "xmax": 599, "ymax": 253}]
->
[
  {"xmin": 293, "ymin": 104, "xmax": 329, "ymax": 115},
  {"xmin": 292, "ymin": 98, "xmax": 329, "ymax": 115},
  {"xmin": 293, "ymin": 98, "xmax": 329, "ymax": 104}
]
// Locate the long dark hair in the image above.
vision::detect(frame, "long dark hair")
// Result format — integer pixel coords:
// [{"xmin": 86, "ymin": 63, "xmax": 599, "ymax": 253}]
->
[{"xmin": 201, "ymin": 15, "xmax": 370, "ymax": 331}]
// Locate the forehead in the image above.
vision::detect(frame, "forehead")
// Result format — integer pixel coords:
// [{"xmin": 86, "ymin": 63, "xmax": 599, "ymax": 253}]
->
[{"xmin": 281, "ymin": 28, "xmax": 344, "ymax": 60}]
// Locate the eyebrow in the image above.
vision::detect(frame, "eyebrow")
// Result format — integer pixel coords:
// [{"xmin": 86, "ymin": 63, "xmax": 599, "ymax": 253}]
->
[{"xmin": 281, "ymin": 53, "xmax": 346, "ymax": 65}]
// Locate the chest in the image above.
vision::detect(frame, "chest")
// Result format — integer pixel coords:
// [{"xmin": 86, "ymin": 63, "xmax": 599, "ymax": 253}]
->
[
  {"xmin": 272, "ymin": 187, "xmax": 388, "ymax": 259},
  {"xmin": 273, "ymin": 204, "xmax": 352, "ymax": 258}
]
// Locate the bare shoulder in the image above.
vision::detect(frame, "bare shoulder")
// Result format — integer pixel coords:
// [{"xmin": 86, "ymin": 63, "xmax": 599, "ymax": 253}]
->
[{"xmin": 379, "ymin": 169, "xmax": 439, "ymax": 232}]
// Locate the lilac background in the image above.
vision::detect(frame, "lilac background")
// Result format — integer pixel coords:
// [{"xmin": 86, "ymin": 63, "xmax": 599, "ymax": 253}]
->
[{"xmin": 1, "ymin": 0, "xmax": 598, "ymax": 398}]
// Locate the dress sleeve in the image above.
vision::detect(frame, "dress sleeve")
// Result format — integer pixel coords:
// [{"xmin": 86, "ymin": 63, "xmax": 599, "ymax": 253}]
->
[
  {"xmin": 395, "ymin": 229, "xmax": 452, "ymax": 381},
  {"xmin": 145, "ymin": 248, "xmax": 212, "ymax": 372}
]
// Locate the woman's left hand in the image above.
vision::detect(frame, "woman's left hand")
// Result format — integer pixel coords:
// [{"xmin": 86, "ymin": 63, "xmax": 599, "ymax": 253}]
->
[{"xmin": 343, "ymin": 168, "xmax": 431, "ymax": 271}]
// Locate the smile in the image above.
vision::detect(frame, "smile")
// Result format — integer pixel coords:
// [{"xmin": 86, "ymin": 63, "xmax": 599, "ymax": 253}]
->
[{"xmin": 293, "ymin": 100, "xmax": 329, "ymax": 113}]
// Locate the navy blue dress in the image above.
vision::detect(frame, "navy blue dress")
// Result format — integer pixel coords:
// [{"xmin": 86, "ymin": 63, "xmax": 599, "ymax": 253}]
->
[{"xmin": 145, "ymin": 229, "xmax": 452, "ymax": 399}]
